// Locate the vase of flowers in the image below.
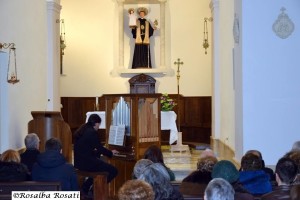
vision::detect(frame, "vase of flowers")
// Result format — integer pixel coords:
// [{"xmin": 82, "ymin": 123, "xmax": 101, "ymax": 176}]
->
[{"xmin": 160, "ymin": 93, "xmax": 176, "ymax": 111}]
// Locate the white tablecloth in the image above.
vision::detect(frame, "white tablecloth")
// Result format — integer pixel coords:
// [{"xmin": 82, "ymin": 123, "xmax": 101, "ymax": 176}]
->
[{"xmin": 86, "ymin": 111, "xmax": 178, "ymax": 144}]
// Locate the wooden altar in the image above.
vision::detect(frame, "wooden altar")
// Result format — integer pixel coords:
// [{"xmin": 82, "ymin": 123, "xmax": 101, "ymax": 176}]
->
[{"xmin": 103, "ymin": 94, "xmax": 161, "ymax": 197}]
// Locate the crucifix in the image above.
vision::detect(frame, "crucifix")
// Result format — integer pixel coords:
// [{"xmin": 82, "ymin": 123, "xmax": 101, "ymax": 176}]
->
[{"xmin": 174, "ymin": 58, "xmax": 184, "ymax": 132}]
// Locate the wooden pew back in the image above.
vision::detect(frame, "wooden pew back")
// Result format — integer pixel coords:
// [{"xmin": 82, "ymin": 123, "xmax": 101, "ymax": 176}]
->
[{"xmin": 0, "ymin": 181, "xmax": 61, "ymax": 200}]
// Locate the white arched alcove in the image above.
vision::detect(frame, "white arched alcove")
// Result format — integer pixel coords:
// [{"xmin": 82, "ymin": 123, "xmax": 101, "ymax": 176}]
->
[{"xmin": 112, "ymin": 0, "xmax": 173, "ymax": 76}]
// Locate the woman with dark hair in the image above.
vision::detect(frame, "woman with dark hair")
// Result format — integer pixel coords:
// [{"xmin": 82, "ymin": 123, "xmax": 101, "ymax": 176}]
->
[
  {"xmin": 245, "ymin": 150, "xmax": 275, "ymax": 183},
  {"xmin": 239, "ymin": 153, "xmax": 272, "ymax": 195},
  {"xmin": 143, "ymin": 145, "xmax": 175, "ymax": 181},
  {"xmin": 74, "ymin": 114, "xmax": 118, "ymax": 193}
]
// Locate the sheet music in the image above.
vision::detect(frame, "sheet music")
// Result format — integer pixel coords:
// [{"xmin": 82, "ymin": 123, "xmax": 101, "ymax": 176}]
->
[{"xmin": 108, "ymin": 125, "xmax": 125, "ymax": 146}]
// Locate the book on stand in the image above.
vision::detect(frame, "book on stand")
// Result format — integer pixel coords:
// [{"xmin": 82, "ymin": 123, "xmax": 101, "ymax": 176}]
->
[{"xmin": 108, "ymin": 124, "xmax": 125, "ymax": 146}]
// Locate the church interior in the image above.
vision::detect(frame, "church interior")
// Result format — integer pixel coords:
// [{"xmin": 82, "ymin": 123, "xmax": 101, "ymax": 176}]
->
[{"xmin": 1, "ymin": 0, "xmax": 300, "ymax": 199}]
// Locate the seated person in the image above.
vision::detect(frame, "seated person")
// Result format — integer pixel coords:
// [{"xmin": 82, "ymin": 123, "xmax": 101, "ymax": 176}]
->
[
  {"xmin": 212, "ymin": 160, "xmax": 254, "ymax": 200},
  {"xmin": 133, "ymin": 159, "xmax": 154, "ymax": 179},
  {"xmin": 118, "ymin": 179, "xmax": 154, "ymax": 200},
  {"xmin": 204, "ymin": 178, "xmax": 235, "ymax": 200},
  {"xmin": 180, "ymin": 156, "xmax": 217, "ymax": 196},
  {"xmin": 0, "ymin": 149, "xmax": 29, "ymax": 181},
  {"xmin": 143, "ymin": 145, "xmax": 175, "ymax": 181},
  {"xmin": 239, "ymin": 153, "xmax": 272, "ymax": 195},
  {"xmin": 199, "ymin": 148, "xmax": 216, "ymax": 159},
  {"xmin": 20, "ymin": 133, "xmax": 40, "ymax": 172},
  {"xmin": 31, "ymin": 138, "xmax": 78, "ymax": 191},
  {"xmin": 284, "ymin": 150, "xmax": 300, "ymax": 184},
  {"xmin": 261, "ymin": 157, "xmax": 298, "ymax": 200},
  {"xmin": 136, "ymin": 162, "xmax": 183, "ymax": 200},
  {"xmin": 245, "ymin": 150, "xmax": 275, "ymax": 183},
  {"xmin": 73, "ymin": 114, "xmax": 118, "ymax": 194}
]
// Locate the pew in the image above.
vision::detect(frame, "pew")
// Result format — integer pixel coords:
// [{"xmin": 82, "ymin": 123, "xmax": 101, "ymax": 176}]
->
[
  {"xmin": 0, "ymin": 181, "xmax": 61, "ymax": 200},
  {"xmin": 75, "ymin": 169, "xmax": 108, "ymax": 200},
  {"xmin": 171, "ymin": 181, "xmax": 204, "ymax": 200}
]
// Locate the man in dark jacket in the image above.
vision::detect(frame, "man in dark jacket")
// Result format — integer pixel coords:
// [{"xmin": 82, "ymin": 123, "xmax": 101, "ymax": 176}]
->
[
  {"xmin": 73, "ymin": 114, "xmax": 118, "ymax": 194},
  {"xmin": 261, "ymin": 157, "xmax": 298, "ymax": 200},
  {"xmin": 20, "ymin": 133, "xmax": 40, "ymax": 172},
  {"xmin": 31, "ymin": 138, "xmax": 78, "ymax": 191}
]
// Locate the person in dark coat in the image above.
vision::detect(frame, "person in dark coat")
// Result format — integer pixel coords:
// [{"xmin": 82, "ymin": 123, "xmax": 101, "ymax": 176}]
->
[
  {"xmin": 31, "ymin": 138, "xmax": 78, "ymax": 191},
  {"xmin": 179, "ymin": 156, "xmax": 218, "ymax": 197},
  {"xmin": 20, "ymin": 133, "xmax": 40, "ymax": 172},
  {"xmin": 73, "ymin": 114, "xmax": 118, "ymax": 193},
  {"xmin": 261, "ymin": 157, "xmax": 298, "ymax": 200},
  {"xmin": 212, "ymin": 160, "xmax": 254, "ymax": 200},
  {"xmin": 0, "ymin": 149, "xmax": 29, "ymax": 181}
]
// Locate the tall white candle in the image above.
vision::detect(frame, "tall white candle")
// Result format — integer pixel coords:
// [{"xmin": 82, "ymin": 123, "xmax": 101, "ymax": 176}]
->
[{"xmin": 96, "ymin": 97, "xmax": 98, "ymax": 105}]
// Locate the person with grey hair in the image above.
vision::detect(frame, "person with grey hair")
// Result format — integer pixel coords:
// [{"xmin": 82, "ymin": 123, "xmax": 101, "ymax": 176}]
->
[
  {"xmin": 133, "ymin": 159, "xmax": 154, "ymax": 179},
  {"xmin": 137, "ymin": 162, "xmax": 183, "ymax": 200},
  {"xmin": 20, "ymin": 133, "xmax": 40, "ymax": 172},
  {"xmin": 204, "ymin": 178, "xmax": 235, "ymax": 200}
]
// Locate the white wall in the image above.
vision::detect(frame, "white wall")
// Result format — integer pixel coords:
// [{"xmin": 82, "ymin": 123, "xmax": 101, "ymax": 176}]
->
[
  {"xmin": 235, "ymin": 0, "xmax": 300, "ymax": 164},
  {"xmin": 0, "ymin": 0, "xmax": 48, "ymax": 152},
  {"xmin": 60, "ymin": 0, "xmax": 212, "ymax": 97}
]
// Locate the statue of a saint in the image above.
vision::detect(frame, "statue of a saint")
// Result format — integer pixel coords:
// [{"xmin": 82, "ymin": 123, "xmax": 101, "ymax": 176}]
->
[{"xmin": 130, "ymin": 7, "xmax": 156, "ymax": 69}]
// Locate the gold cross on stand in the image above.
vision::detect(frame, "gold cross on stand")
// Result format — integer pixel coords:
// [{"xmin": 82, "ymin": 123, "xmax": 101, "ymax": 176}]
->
[{"xmin": 174, "ymin": 58, "xmax": 184, "ymax": 132}]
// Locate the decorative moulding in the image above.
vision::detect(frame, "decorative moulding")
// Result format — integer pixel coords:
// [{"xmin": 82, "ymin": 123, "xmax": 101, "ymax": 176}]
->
[{"xmin": 272, "ymin": 7, "xmax": 294, "ymax": 39}]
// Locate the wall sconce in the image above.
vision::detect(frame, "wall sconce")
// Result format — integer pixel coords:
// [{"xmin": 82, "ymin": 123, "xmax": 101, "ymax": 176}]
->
[
  {"xmin": 203, "ymin": 17, "xmax": 213, "ymax": 54},
  {"xmin": 0, "ymin": 42, "xmax": 19, "ymax": 84},
  {"xmin": 56, "ymin": 19, "xmax": 66, "ymax": 74}
]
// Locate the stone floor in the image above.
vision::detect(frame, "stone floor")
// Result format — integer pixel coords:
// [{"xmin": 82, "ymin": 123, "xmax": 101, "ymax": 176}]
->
[{"xmin": 162, "ymin": 140, "xmax": 238, "ymax": 181}]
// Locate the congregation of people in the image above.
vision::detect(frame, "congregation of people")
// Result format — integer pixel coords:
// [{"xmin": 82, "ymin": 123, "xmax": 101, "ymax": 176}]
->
[
  {"xmin": 118, "ymin": 142, "xmax": 300, "ymax": 200},
  {"xmin": 0, "ymin": 114, "xmax": 300, "ymax": 200}
]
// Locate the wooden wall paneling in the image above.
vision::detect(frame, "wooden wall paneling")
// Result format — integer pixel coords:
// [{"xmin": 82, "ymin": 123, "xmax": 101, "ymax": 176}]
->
[
  {"xmin": 168, "ymin": 94, "xmax": 185, "ymax": 125},
  {"xmin": 61, "ymin": 96, "xmax": 212, "ymax": 146},
  {"xmin": 61, "ymin": 97, "xmax": 95, "ymax": 129}
]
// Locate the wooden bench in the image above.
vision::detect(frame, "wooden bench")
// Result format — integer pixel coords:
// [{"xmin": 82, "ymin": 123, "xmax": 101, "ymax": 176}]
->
[
  {"xmin": 171, "ymin": 181, "xmax": 204, "ymax": 200},
  {"xmin": 75, "ymin": 169, "xmax": 108, "ymax": 200},
  {"xmin": 0, "ymin": 181, "xmax": 61, "ymax": 200}
]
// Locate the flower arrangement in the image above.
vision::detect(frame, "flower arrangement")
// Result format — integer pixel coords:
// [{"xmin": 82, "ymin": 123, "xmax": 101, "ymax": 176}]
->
[{"xmin": 160, "ymin": 93, "xmax": 177, "ymax": 111}]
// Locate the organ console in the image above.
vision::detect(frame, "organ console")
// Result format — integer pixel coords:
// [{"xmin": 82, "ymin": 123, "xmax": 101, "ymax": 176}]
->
[{"xmin": 103, "ymin": 94, "xmax": 161, "ymax": 197}]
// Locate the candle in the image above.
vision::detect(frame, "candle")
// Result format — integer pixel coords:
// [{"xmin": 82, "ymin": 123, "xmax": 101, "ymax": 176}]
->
[{"xmin": 96, "ymin": 96, "xmax": 98, "ymax": 105}]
